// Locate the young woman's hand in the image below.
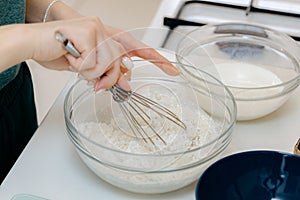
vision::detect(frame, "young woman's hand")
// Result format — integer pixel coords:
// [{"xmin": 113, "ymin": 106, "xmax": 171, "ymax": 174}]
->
[
  {"xmin": 28, "ymin": 16, "xmax": 128, "ymax": 91},
  {"xmin": 30, "ymin": 18, "xmax": 180, "ymax": 91}
]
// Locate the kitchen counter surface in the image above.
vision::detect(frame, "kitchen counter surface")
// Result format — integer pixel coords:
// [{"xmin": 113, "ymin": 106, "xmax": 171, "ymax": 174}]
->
[
  {"xmin": 1, "ymin": 75, "xmax": 299, "ymax": 200},
  {"xmin": 1, "ymin": 0, "xmax": 300, "ymax": 199},
  {"xmin": 1, "ymin": 68, "xmax": 300, "ymax": 200}
]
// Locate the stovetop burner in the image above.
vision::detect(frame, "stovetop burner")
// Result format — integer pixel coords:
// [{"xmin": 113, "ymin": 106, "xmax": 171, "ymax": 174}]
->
[{"xmin": 161, "ymin": 0, "xmax": 300, "ymax": 50}]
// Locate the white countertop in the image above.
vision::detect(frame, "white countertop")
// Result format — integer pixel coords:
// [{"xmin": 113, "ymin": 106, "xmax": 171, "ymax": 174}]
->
[
  {"xmin": 1, "ymin": 0, "xmax": 300, "ymax": 199},
  {"xmin": 1, "ymin": 75, "xmax": 299, "ymax": 200}
]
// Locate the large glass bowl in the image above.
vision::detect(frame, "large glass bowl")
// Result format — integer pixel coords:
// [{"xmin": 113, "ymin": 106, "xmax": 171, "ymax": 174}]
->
[
  {"xmin": 64, "ymin": 59, "xmax": 236, "ymax": 194},
  {"xmin": 176, "ymin": 23, "xmax": 300, "ymax": 121}
]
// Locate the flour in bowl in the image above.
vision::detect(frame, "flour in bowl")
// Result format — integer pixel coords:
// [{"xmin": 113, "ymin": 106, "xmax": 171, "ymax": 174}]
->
[{"xmin": 77, "ymin": 86, "xmax": 223, "ymax": 156}]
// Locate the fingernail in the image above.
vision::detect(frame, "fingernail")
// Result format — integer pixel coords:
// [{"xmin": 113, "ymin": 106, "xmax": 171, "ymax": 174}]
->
[{"xmin": 121, "ymin": 57, "xmax": 133, "ymax": 70}]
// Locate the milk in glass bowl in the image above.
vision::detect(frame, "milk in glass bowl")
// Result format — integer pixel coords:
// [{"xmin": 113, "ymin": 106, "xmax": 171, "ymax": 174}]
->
[{"xmin": 176, "ymin": 22, "xmax": 300, "ymax": 120}]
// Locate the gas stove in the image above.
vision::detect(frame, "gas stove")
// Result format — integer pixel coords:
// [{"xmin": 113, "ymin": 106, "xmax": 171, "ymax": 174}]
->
[{"xmin": 144, "ymin": 0, "xmax": 300, "ymax": 52}]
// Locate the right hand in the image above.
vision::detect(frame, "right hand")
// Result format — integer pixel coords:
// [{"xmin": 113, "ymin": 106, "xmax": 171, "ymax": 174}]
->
[{"xmin": 29, "ymin": 16, "xmax": 127, "ymax": 90}]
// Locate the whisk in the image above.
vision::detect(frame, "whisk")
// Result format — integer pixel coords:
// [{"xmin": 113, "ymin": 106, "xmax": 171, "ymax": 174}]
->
[
  {"xmin": 109, "ymin": 84, "xmax": 186, "ymax": 145},
  {"xmin": 55, "ymin": 31, "xmax": 187, "ymax": 146}
]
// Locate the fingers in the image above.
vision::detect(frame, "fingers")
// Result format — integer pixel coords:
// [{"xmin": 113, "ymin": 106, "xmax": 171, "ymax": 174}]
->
[
  {"xmin": 79, "ymin": 39, "xmax": 122, "ymax": 80},
  {"xmin": 53, "ymin": 18, "xmax": 179, "ymax": 94},
  {"xmin": 64, "ymin": 42, "xmax": 97, "ymax": 74},
  {"xmin": 93, "ymin": 55, "xmax": 133, "ymax": 91},
  {"xmin": 34, "ymin": 17, "xmax": 179, "ymax": 95},
  {"xmin": 61, "ymin": 17, "xmax": 101, "ymax": 73},
  {"xmin": 54, "ymin": 17, "xmax": 128, "ymax": 91},
  {"xmin": 131, "ymin": 47, "xmax": 180, "ymax": 76},
  {"xmin": 61, "ymin": 32, "xmax": 131, "ymax": 92},
  {"xmin": 93, "ymin": 59, "xmax": 121, "ymax": 91},
  {"xmin": 117, "ymin": 74, "xmax": 131, "ymax": 91},
  {"xmin": 94, "ymin": 70, "xmax": 130, "ymax": 92},
  {"xmin": 107, "ymin": 28, "xmax": 180, "ymax": 76}
]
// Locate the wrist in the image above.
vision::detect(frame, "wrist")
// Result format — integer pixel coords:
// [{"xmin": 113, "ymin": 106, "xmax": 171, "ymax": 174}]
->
[
  {"xmin": 45, "ymin": 1, "xmax": 82, "ymax": 22},
  {"xmin": 43, "ymin": 0, "xmax": 62, "ymax": 23}
]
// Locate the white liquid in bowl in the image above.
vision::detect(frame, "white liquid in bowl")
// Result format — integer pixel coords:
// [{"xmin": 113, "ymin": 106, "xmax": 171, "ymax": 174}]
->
[
  {"xmin": 215, "ymin": 62, "xmax": 282, "ymax": 88},
  {"xmin": 213, "ymin": 62, "xmax": 286, "ymax": 120}
]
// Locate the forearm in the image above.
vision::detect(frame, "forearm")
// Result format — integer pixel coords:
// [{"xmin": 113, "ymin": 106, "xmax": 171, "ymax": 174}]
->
[
  {"xmin": 26, "ymin": 0, "xmax": 82, "ymax": 23},
  {"xmin": 0, "ymin": 24, "xmax": 34, "ymax": 72}
]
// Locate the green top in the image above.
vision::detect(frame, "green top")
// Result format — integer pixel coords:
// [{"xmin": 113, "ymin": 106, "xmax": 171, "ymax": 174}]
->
[{"xmin": 0, "ymin": 0, "xmax": 26, "ymax": 90}]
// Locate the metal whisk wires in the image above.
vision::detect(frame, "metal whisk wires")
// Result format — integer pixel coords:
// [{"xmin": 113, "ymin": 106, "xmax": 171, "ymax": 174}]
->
[{"xmin": 110, "ymin": 84, "xmax": 186, "ymax": 146}]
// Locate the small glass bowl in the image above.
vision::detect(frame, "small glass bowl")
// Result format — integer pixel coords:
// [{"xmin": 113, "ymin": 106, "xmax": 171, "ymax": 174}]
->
[
  {"xmin": 176, "ymin": 22, "xmax": 300, "ymax": 120},
  {"xmin": 64, "ymin": 59, "xmax": 236, "ymax": 194}
]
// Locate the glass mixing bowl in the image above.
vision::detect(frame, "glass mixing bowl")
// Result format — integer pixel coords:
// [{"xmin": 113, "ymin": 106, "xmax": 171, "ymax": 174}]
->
[
  {"xmin": 64, "ymin": 59, "xmax": 236, "ymax": 194},
  {"xmin": 176, "ymin": 23, "xmax": 300, "ymax": 121}
]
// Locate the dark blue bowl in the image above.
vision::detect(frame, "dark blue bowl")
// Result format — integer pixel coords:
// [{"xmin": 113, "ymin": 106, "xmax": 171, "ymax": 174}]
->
[{"xmin": 196, "ymin": 151, "xmax": 300, "ymax": 200}]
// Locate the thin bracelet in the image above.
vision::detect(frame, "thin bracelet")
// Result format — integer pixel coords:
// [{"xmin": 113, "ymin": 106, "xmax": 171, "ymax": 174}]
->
[{"xmin": 43, "ymin": 0, "xmax": 62, "ymax": 23}]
